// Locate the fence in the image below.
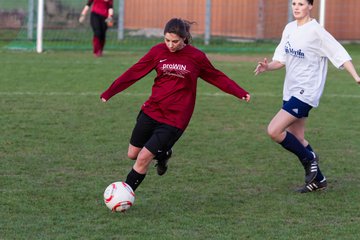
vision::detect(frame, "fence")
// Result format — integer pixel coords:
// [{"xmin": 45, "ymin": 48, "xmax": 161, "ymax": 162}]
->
[{"xmin": 0, "ymin": 0, "xmax": 359, "ymax": 52}]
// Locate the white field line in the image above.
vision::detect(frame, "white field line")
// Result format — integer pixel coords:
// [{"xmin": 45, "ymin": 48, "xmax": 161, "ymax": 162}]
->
[{"xmin": 0, "ymin": 91, "xmax": 359, "ymax": 98}]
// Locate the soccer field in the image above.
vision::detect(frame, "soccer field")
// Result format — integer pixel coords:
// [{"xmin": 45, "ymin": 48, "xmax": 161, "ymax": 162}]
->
[{"xmin": 1, "ymin": 48, "xmax": 360, "ymax": 239}]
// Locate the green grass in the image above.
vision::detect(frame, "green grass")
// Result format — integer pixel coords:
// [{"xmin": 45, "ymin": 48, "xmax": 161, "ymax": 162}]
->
[
  {"xmin": 3, "ymin": 29, "xmax": 278, "ymax": 53},
  {"xmin": 0, "ymin": 0, "xmax": 85, "ymax": 10},
  {"xmin": 1, "ymin": 47, "xmax": 360, "ymax": 240}
]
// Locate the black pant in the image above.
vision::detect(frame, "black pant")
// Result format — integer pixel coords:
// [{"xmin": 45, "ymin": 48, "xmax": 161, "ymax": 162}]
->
[{"xmin": 90, "ymin": 12, "xmax": 107, "ymax": 40}]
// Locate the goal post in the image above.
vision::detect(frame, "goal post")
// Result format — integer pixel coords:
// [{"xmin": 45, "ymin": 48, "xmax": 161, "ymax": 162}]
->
[
  {"xmin": 319, "ymin": 0, "xmax": 326, "ymax": 27},
  {"xmin": 36, "ymin": 0, "xmax": 44, "ymax": 53}
]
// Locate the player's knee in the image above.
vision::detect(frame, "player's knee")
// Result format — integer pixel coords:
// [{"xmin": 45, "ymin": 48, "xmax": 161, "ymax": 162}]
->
[
  {"xmin": 127, "ymin": 152, "xmax": 137, "ymax": 160},
  {"xmin": 133, "ymin": 157, "xmax": 152, "ymax": 173},
  {"xmin": 267, "ymin": 126, "xmax": 279, "ymax": 141}
]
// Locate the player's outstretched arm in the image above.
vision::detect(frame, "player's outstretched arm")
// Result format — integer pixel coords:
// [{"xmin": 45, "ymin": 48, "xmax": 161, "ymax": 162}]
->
[
  {"xmin": 343, "ymin": 61, "xmax": 360, "ymax": 84},
  {"xmin": 254, "ymin": 58, "xmax": 269, "ymax": 75},
  {"xmin": 242, "ymin": 94, "xmax": 251, "ymax": 102},
  {"xmin": 254, "ymin": 58, "xmax": 285, "ymax": 75}
]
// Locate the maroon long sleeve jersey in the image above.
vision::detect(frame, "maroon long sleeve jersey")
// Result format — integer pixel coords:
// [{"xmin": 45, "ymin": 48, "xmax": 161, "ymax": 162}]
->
[
  {"xmin": 101, "ymin": 43, "xmax": 249, "ymax": 130},
  {"xmin": 87, "ymin": 0, "xmax": 113, "ymax": 17}
]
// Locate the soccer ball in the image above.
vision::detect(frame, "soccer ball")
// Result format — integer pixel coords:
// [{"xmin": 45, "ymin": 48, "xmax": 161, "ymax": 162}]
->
[{"xmin": 103, "ymin": 181, "xmax": 135, "ymax": 212}]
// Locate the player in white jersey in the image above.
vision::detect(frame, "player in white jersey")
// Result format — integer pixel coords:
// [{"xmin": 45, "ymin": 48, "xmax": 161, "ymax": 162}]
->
[{"xmin": 254, "ymin": 0, "xmax": 360, "ymax": 193}]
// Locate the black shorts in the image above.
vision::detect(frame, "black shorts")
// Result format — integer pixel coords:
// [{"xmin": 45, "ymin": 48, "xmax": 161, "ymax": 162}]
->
[{"xmin": 130, "ymin": 111, "xmax": 183, "ymax": 155}]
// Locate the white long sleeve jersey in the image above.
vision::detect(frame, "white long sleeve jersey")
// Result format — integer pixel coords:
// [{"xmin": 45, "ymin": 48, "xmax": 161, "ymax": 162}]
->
[{"xmin": 273, "ymin": 19, "xmax": 351, "ymax": 107}]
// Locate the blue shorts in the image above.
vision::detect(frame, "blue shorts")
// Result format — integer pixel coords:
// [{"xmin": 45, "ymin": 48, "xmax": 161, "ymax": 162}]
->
[{"xmin": 282, "ymin": 96, "xmax": 312, "ymax": 118}]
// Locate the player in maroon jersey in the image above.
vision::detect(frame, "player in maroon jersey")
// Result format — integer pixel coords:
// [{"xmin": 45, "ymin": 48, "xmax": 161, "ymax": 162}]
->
[
  {"xmin": 79, "ymin": 0, "xmax": 114, "ymax": 57},
  {"xmin": 101, "ymin": 18, "xmax": 251, "ymax": 192}
]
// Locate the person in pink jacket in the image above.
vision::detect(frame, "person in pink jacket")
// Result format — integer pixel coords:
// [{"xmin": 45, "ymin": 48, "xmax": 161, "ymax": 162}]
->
[{"xmin": 101, "ymin": 18, "xmax": 251, "ymax": 192}]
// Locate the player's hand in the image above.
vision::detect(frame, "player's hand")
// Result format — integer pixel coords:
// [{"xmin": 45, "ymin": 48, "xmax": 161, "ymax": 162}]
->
[
  {"xmin": 79, "ymin": 14, "xmax": 86, "ymax": 23},
  {"xmin": 356, "ymin": 76, "xmax": 360, "ymax": 84},
  {"xmin": 242, "ymin": 94, "xmax": 251, "ymax": 102},
  {"xmin": 101, "ymin": 97, "xmax": 107, "ymax": 102},
  {"xmin": 254, "ymin": 58, "xmax": 268, "ymax": 75},
  {"xmin": 105, "ymin": 17, "xmax": 114, "ymax": 27}
]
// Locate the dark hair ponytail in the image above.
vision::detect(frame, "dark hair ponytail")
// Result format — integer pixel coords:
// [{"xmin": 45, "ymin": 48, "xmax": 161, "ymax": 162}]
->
[{"xmin": 164, "ymin": 18, "xmax": 195, "ymax": 44}]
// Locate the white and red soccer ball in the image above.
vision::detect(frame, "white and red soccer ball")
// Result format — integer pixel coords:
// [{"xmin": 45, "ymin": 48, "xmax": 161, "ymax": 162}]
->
[{"xmin": 103, "ymin": 181, "xmax": 135, "ymax": 212}]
